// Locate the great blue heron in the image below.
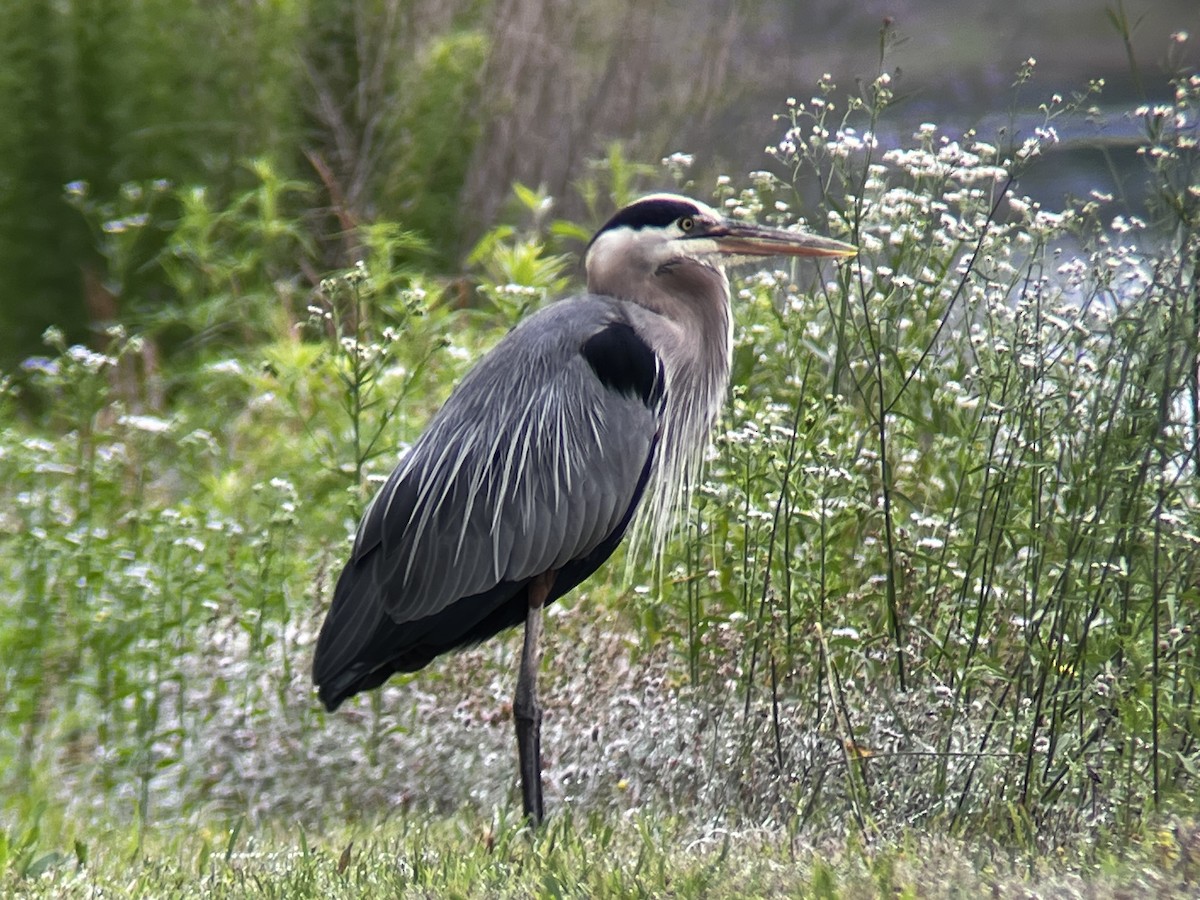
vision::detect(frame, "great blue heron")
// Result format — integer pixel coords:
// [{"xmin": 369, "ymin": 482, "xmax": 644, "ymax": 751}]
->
[{"xmin": 312, "ymin": 193, "xmax": 855, "ymax": 823}]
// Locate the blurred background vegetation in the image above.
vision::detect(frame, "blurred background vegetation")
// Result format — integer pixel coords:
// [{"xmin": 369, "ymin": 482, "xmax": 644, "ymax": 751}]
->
[{"xmin": 0, "ymin": 0, "xmax": 1194, "ymax": 370}]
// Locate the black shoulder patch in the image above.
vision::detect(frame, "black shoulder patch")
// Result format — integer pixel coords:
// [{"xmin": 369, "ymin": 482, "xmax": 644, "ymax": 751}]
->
[
  {"xmin": 581, "ymin": 322, "xmax": 665, "ymax": 409},
  {"xmin": 588, "ymin": 197, "xmax": 700, "ymax": 249}
]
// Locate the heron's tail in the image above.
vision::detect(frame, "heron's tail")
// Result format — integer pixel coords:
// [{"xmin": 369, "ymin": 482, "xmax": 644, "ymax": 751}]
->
[
  {"xmin": 312, "ymin": 558, "xmax": 397, "ymax": 710},
  {"xmin": 312, "ymin": 559, "xmax": 532, "ymax": 710}
]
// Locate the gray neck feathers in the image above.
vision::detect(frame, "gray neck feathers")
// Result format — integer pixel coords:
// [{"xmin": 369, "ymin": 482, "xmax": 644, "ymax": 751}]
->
[{"xmin": 607, "ymin": 262, "xmax": 733, "ymax": 559}]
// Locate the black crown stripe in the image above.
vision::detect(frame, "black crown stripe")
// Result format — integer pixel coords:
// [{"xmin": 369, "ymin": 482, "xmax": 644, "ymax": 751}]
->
[{"xmin": 587, "ymin": 198, "xmax": 700, "ymax": 250}]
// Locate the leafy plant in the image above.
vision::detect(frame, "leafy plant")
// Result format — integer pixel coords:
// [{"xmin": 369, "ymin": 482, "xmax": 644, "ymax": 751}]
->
[
  {"xmin": 467, "ymin": 183, "xmax": 578, "ymax": 324},
  {"xmin": 664, "ymin": 30, "xmax": 1200, "ymax": 843}
]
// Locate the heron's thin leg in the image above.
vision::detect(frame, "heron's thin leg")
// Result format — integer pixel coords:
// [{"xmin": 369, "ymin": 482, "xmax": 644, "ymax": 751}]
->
[{"xmin": 514, "ymin": 571, "xmax": 555, "ymax": 825}]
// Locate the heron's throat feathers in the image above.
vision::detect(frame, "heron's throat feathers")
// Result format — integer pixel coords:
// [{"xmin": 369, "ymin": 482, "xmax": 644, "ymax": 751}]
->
[
  {"xmin": 583, "ymin": 212, "xmax": 738, "ymax": 558},
  {"xmin": 585, "ymin": 227, "xmax": 732, "ymax": 351},
  {"xmin": 604, "ymin": 267, "xmax": 732, "ymax": 561}
]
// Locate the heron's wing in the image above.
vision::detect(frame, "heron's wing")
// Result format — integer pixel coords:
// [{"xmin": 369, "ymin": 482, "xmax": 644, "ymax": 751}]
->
[{"xmin": 313, "ymin": 296, "xmax": 664, "ymax": 701}]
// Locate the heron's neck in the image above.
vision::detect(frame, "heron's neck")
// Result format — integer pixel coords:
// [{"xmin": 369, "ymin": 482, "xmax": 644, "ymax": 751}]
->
[
  {"xmin": 590, "ymin": 258, "xmax": 732, "ymax": 382},
  {"xmin": 609, "ymin": 263, "xmax": 733, "ymax": 557},
  {"xmin": 656, "ymin": 262, "xmax": 733, "ymax": 420}
]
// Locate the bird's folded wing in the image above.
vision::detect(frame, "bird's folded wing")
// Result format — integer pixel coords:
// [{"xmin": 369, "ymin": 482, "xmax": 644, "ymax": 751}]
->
[{"xmin": 345, "ymin": 297, "xmax": 662, "ymax": 626}]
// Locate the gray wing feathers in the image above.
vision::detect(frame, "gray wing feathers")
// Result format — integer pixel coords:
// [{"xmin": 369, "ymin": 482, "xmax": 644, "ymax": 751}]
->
[{"xmin": 353, "ymin": 296, "xmax": 659, "ymax": 626}]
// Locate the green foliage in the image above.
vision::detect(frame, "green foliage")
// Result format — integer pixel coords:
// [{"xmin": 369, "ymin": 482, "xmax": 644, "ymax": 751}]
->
[
  {"xmin": 0, "ymin": 1, "xmax": 88, "ymax": 368},
  {"xmin": 156, "ymin": 160, "xmax": 318, "ymax": 348},
  {"xmin": 0, "ymin": 0, "xmax": 500, "ymax": 369},
  {"xmin": 376, "ymin": 29, "xmax": 490, "ymax": 268},
  {"xmin": 0, "ymin": 0, "xmax": 307, "ymax": 367},
  {"xmin": 0, "ymin": 329, "xmax": 309, "ymax": 826},
  {"xmin": 0, "ymin": 248, "xmax": 452, "ymax": 833},
  {"xmin": 5, "ymin": 811, "xmax": 1200, "ymax": 897},
  {"xmin": 576, "ymin": 142, "xmax": 662, "ymax": 221},
  {"xmin": 62, "ymin": 177, "xmax": 177, "ymax": 323},
  {"xmin": 664, "ymin": 39, "xmax": 1200, "ymax": 842},
  {"xmin": 467, "ymin": 184, "xmax": 578, "ymax": 324},
  {"xmin": 266, "ymin": 263, "xmax": 446, "ymax": 501}
]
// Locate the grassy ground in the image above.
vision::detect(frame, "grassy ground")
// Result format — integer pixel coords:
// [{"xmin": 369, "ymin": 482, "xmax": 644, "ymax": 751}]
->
[
  {"xmin": 8, "ymin": 811, "xmax": 1200, "ymax": 898},
  {"xmin": 3, "ymin": 598, "xmax": 1200, "ymax": 897}
]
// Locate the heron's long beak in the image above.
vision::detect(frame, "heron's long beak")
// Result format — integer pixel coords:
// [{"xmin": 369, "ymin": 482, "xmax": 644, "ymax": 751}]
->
[{"xmin": 707, "ymin": 221, "xmax": 857, "ymax": 259}]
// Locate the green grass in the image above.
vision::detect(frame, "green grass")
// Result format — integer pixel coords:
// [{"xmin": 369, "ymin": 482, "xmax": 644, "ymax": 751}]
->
[
  {"xmin": 2, "ymin": 31, "xmax": 1200, "ymax": 896},
  {"xmin": 7, "ymin": 811, "xmax": 1200, "ymax": 898}
]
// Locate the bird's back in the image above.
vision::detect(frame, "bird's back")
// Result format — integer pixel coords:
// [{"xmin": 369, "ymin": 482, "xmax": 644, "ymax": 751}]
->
[{"xmin": 313, "ymin": 295, "xmax": 666, "ymax": 710}]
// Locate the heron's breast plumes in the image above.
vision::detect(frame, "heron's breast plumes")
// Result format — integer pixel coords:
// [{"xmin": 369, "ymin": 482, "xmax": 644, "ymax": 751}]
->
[{"xmin": 625, "ymin": 266, "xmax": 733, "ymax": 562}]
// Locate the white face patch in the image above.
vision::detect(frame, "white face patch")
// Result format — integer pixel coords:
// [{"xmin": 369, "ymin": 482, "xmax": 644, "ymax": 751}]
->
[
  {"xmin": 585, "ymin": 226, "xmax": 651, "ymax": 279},
  {"xmin": 585, "ymin": 204, "xmax": 725, "ymax": 277},
  {"xmin": 586, "ymin": 226, "xmax": 717, "ymax": 282}
]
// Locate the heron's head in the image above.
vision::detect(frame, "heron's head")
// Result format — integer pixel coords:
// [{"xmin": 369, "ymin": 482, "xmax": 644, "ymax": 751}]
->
[{"xmin": 584, "ymin": 193, "xmax": 855, "ymax": 308}]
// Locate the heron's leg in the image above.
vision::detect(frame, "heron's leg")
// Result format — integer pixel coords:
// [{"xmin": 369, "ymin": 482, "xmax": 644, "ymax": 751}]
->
[{"xmin": 514, "ymin": 570, "xmax": 555, "ymax": 825}]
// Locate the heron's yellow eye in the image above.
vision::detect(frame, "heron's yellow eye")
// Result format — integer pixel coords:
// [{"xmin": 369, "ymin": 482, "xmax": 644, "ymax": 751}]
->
[{"xmin": 678, "ymin": 216, "xmax": 696, "ymax": 232}]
